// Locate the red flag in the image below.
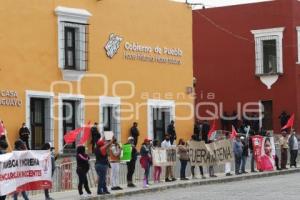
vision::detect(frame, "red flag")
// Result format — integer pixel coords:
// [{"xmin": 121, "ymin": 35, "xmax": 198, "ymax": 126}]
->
[
  {"xmin": 281, "ymin": 113, "xmax": 295, "ymax": 130},
  {"xmin": 230, "ymin": 125, "xmax": 238, "ymax": 139},
  {"xmin": 79, "ymin": 121, "xmax": 91, "ymax": 145},
  {"xmin": 208, "ymin": 120, "xmax": 217, "ymax": 139},
  {"xmin": 64, "ymin": 127, "xmax": 83, "ymax": 144}
]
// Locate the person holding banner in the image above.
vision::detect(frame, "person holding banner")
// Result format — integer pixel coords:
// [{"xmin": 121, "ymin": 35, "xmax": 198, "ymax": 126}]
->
[
  {"xmin": 19, "ymin": 123, "xmax": 30, "ymax": 150},
  {"xmin": 42, "ymin": 143, "xmax": 56, "ymax": 200},
  {"xmin": 91, "ymin": 122, "xmax": 101, "ymax": 153},
  {"xmin": 260, "ymin": 137, "xmax": 275, "ymax": 171},
  {"xmin": 162, "ymin": 134, "xmax": 176, "ymax": 182},
  {"xmin": 177, "ymin": 139, "xmax": 189, "ymax": 180},
  {"xmin": 126, "ymin": 137, "xmax": 138, "ymax": 188},
  {"xmin": 152, "ymin": 140, "xmax": 162, "ymax": 183},
  {"xmin": 76, "ymin": 145, "xmax": 92, "ymax": 197},
  {"xmin": 13, "ymin": 140, "xmax": 29, "ymax": 200},
  {"xmin": 189, "ymin": 134, "xmax": 206, "ymax": 179},
  {"xmin": 95, "ymin": 138, "xmax": 113, "ymax": 195},
  {"xmin": 109, "ymin": 137, "xmax": 123, "ymax": 190},
  {"xmin": 0, "ymin": 140, "xmax": 8, "ymax": 200},
  {"xmin": 140, "ymin": 138, "xmax": 152, "ymax": 188}
]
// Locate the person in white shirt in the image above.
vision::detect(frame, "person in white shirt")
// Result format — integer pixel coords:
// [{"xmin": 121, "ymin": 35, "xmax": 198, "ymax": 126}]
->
[{"xmin": 161, "ymin": 134, "xmax": 176, "ymax": 182}]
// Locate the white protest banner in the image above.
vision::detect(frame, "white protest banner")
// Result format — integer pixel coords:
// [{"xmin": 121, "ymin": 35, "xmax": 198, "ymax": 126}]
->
[
  {"xmin": 0, "ymin": 150, "xmax": 52, "ymax": 196},
  {"xmin": 188, "ymin": 140, "xmax": 233, "ymax": 167},
  {"xmin": 152, "ymin": 147, "xmax": 176, "ymax": 166},
  {"xmin": 104, "ymin": 131, "xmax": 114, "ymax": 140}
]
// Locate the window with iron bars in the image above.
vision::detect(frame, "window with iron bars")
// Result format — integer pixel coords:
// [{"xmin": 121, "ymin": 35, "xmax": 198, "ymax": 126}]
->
[{"xmin": 60, "ymin": 21, "xmax": 89, "ymax": 71}]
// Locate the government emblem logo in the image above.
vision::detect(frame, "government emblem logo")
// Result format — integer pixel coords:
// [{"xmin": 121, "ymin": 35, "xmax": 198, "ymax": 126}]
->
[{"xmin": 104, "ymin": 33, "xmax": 123, "ymax": 58}]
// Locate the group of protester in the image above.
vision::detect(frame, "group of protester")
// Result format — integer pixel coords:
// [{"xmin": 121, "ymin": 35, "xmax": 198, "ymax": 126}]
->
[{"xmin": 0, "ymin": 117, "xmax": 298, "ymax": 199}]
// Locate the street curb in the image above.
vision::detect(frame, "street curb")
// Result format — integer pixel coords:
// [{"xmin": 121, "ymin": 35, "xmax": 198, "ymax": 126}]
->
[{"xmin": 89, "ymin": 168, "xmax": 300, "ymax": 200}]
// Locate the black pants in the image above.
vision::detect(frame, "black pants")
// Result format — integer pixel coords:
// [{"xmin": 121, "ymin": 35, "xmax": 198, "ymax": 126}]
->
[
  {"xmin": 0, "ymin": 196, "xmax": 6, "ymax": 200},
  {"xmin": 180, "ymin": 160, "xmax": 188, "ymax": 178},
  {"xmin": 77, "ymin": 170, "xmax": 91, "ymax": 195},
  {"xmin": 191, "ymin": 165, "xmax": 204, "ymax": 176},
  {"xmin": 250, "ymin": 151, "xmax": 256, "ymax": 172},
  {"xmin": 127, "ymin": 160, "xmax": 136, "ymax": 183},
  {"xmin": 290, "ymin": 150, "xmax": 298, "ymax": 167}
]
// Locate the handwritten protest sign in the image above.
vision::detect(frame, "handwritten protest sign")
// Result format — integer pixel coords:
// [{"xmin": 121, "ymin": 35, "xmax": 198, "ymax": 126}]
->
[
  {"xmin": 152, "ymin": 147, "xmax": 176, "ymax": 166},
  {"xmin": 104, "ymin": 131, "xmax": 114, "ymax": 140},
  {"xmin": 188, "ymin": 140, "xmax": 233, "ymax": 166}
]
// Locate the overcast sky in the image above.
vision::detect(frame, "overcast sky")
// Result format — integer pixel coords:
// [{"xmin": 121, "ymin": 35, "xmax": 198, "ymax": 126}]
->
[{"xmin": 170, "ymin": 0, "xmax": 273, "ymax": 9}]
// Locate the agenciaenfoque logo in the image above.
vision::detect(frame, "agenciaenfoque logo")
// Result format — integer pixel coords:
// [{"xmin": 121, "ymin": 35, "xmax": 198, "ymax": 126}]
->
[{"xmin": 104, "ymin": 33, "xmax": 123, "ymax": 58}]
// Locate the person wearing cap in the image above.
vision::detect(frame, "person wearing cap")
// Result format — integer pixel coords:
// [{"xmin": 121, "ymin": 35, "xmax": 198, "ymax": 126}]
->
[
  {"xmin": 94, "ymin": 138, "xmax": 113, "ymax": 195},
  {"xmin": 91, "ymin": 122, "xmax": 101, "ymax": 153},
  {"xmin": 126, "ymin": 136, "xmax": 138, "ymax": 187},
  {"xmin": 13, "ymin": 140, "xmax": 29, "ymax": 200},
  {"xmin": 233, "ymin": 135, "xmax": 243, "ymax": 175},
  {"xmin": 140, "ymin": 138, "xmax": 152, "ymax": 188},
  {"xmin": 42, "ymin": 142, "xmax": 56, "ymax": 200},
  {"xmin": 0, "ymin": 140, "xmax": 8, "ymax": 200},
  {"xmin": 109, "ymin": 137, "xmax": 122, "ymax": 190},
  {"xmin": 279, "ymin": 130, "xmax": 289, "ymax": 169},
  {"xmin": 161, "ymin": 134, "xmax": 176, "ymax": 182}
]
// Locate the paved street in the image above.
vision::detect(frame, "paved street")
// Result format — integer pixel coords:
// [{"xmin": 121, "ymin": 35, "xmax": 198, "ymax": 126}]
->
[{"xmin": 115, "ymin": 172, "xmax": 300, "ymax": 200}]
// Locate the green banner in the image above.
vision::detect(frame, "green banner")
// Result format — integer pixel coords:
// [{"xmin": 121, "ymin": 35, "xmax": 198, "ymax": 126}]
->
[{"xmin": 120, "ymin": 144, "xmax": 132, "ymax": 162}]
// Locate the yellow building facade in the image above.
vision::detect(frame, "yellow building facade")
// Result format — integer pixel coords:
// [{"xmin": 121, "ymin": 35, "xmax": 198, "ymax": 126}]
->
[{"xmin": 0, "ymin": 0, "xmax": 194, "ymax": 154}]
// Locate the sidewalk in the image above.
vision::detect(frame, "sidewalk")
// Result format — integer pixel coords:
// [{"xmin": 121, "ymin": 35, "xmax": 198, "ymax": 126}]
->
[{"xmin": 29, "ymin": 168, "xmax": 300, "ymax": 200}]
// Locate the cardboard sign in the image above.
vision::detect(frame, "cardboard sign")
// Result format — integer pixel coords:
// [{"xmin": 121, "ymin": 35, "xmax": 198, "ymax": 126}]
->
[
  {"xmin": 152, "ymin": 147, "xmax": 177, "ymax": 166},
  {"xmin": 104, "ymin": 131, "xmax": 114, "ymax": 141},
  {"xmin": 188, "ymin": 140, "xmax": 233, "ymax": 167}
]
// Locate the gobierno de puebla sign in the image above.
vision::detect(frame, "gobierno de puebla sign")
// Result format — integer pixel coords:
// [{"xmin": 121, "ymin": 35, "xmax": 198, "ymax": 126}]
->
[
  {"xmin": 0, "ymin": 90, "xmax": 22, "ymax": 107},
  {"xmin": 105, "ymin": 33, "xmax": 183, "ymax": 65}
]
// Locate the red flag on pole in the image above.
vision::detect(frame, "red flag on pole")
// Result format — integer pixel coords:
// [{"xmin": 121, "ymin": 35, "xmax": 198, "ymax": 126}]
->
[
  {"xmin": 64, "ymin": 127, "xmax": 83, "ymax": 144},
  {"xmin": 208, "ymin": 120, "xmax": 217, "ymax": 139},
  {"xmin": 230, "ymin": 125, "xmax": 238, "ymax": 139},
  {"xmin": 79, "ymin": 121, "xmax": 91, "ymax": 145},
  {"xmin": 281, "ymin": 113, "xmax": 295, "ymax": 130}
]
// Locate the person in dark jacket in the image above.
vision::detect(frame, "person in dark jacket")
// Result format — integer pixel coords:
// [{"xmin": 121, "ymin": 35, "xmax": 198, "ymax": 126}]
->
[
  {"xmin": 76, "ymin": 145, "xmax": 92, "ymax": 197},
  {"xmin": 126, "ymin": 137, "xmax": 138, "ymax": 187},
  {"xmin": 13, "ymin": 140, "xmax": 29, "ymax": 200},
  {"xmin": 91, "ymin": 122, "xmax": 101, "ymax": 153},
  {"xmin": 167, "ymin": 120, "xmax": 177, "ymax": 145},
  {"xmin": 94, "ymin": 138, "xmax": 113, "ymax": 195},
  {"xmin": 201, "ymin": 120, "xmax": 210, "ymax": 143},
  {"xmin": 240, "ymin": 136, "xmax": 249, "ymax": 173},
  {"xmin": 0, "ymin": 140, "xmax": 8, "ymax": 200},
  {"xmin": 19, "ymin": 123, "xmax": 30, "ymax": 150},
  {"xmin": 130, "ymin": 122, "xmax": 140, "ymax": 146},
  {"xmin": 193, "ymin": 120, "xmax": 202, "ymax": 139},
  {"xmin": 42, "ymin": 142, "xmax": 56, "ymax": 200}
]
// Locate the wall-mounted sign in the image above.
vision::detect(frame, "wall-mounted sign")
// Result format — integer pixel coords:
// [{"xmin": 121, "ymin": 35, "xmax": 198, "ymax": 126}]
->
[
  {"xmin": 104, "ymin": 33, "xmax": 183, "ymax": 65},
  {"xmin": 0, "ymin": 90, "xmax": 22, "ymax": 107}
]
